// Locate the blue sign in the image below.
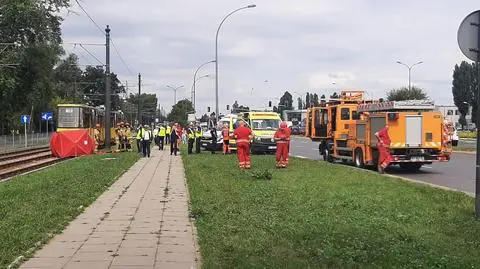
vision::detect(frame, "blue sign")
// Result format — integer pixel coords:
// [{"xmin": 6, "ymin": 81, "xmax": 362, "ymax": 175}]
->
[
  {"xmin": 21, "ymin": 115, "xmax": 30, "ymax": 125},
  {"xmin": 41, "ymin": 112, "xmax": 53, "ymax": 121}
]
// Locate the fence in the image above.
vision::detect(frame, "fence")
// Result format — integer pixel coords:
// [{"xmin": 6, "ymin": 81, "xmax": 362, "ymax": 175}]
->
[{"xmin": 0, "ymin": 132, "xmax": 52, "ymax": 153}]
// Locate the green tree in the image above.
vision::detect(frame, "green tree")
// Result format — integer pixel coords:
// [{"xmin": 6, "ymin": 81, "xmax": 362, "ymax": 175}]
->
[
  {"xmin": 123, "ymin": 93, "xmax": 158, "ymax": 125},
  {"xmin": 277, "ymin": 91, "xmax": 293, "ymax": 119},
  {"xmin": 330, "ymin": 92, "xmax": 339, "ymax": 99},
  {"xmin": 305, "ymin": 92, "xmax": 310, "ymax": 108},
  {"xmin": 386, "ymin": 86, "xmax": 428, "ymax": 101},
  {"xmin": 54, "ymin": 53, "xmax": 83, "ymax": 101},
  {"xmin": 452, "ymin": 61, "xmax": 476, "ymax": 128},
  {"xmin": 82, "ymin": 66, "xmax": 126, "ymax": 110},
  {"xmin": 297, "ymin": 97, "xmax": 303, "ymax": 110},
  {"xmin": 167, "ymin": 99, "xmax": 194, "ymax": 126},
  {"xmin": 313, "ymin": 93, "xmax": 319, "ymax": 106}
]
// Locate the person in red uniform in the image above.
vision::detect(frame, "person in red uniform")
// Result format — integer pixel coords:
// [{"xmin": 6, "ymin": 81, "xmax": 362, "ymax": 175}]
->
[
  {"xmin": 375, "ymin": 124, "xmax": 393, "ymax": 174},
  {"xmin": 274, "ymin": 121, "xmax": 291, "ymax": 168},
  {"xmin": 233, "ymin": 120, "xmax": 253, "ymax": 169},
  {"xmin": 221, "ymin": 124, "xmax": 230, "ymax": 154}
]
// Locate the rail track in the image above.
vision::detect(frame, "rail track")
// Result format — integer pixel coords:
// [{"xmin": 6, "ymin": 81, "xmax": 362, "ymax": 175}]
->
[{"xmin": 0, "ymin": 147, "xmax": 60, "ymax": 181}]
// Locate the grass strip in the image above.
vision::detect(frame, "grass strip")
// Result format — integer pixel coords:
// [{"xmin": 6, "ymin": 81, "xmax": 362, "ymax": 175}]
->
[
  {"xmin": 182, "ymin": 149, "xmax": 480, "ymax": 269},
  {"xmin": 0, "ymin": 152, "xmax": 139, "ymax": 268}
]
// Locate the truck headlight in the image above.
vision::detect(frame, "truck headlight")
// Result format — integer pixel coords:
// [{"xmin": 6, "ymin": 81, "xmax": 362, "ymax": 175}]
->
[{"xmin": 271, "ymin": 138, "xmax": 275, "ymax": 143}]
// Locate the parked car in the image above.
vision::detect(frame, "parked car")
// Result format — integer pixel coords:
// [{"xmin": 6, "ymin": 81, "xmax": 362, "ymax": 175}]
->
[
  {"xmin": 200, "ymin": 127, "xmax": 223, "ymax": 151},
  {"xmin": 291, "ymin": 123, "xmax": 306, "ymax": 135}
]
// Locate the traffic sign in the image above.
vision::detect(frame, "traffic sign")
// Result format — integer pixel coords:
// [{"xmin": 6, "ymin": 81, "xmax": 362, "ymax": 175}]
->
[
  {"xmin": 458, "ymin": 10, "xmax": 480, "ymax": 61},
  {"xmin": 20, "ymin": 115, "xmax": 30, "ymax": 125},
  {"xmin": 41, "ymin": 112, "xmax": 53, "ymax": 121}
]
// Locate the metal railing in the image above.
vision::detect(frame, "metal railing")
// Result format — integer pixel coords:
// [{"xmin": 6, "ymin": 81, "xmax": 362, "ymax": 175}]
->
[{"xmin": 0, "ymin": 132, "xmax": 52, "ymax": 153}]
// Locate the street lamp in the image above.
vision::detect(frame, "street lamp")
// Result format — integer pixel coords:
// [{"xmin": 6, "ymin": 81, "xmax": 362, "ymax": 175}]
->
[
  {"xmin": 215, "ymin": 4, "xmax": 256, "ymax": 122},
  {"xmin": 166, "ymin": 85, "xmax": 184, "ymax": 105},
  {"xmin": 396, "ymin": 60, "xmax": 423, "ymax": 91},
  {"xmin": 192, "ymin": 60, "xmax": 215, "ymax": 112}
]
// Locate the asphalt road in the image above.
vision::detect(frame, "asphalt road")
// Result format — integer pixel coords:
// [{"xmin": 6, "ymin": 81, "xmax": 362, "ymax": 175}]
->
[{"xmin": 290, "ymin": 136, "xmax": 475, "ymax": 194}]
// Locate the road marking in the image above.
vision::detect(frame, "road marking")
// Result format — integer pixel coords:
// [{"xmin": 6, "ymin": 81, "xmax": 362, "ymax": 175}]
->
[
  {"xmin": 293, "ymin": 155, "xmax": 308, "ymax": 159},
  {"xmin": 423, "ymin": 165, "xmax": 433, "ymax": 169}
]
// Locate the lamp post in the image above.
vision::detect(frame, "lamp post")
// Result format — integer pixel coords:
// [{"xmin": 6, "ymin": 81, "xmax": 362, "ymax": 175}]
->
[
  {"xmin": 192, "ymin": 60, "xmax": 215, "ymax": 111},
  {"xmin": 166, "ymin": 85, "xmax": 184, "ymax": 105},
  {"xmin": 396, "ymin": 61, "xmax": 423, "ymax": 91},
  {"xmin": 215, "ymin": 4, "xmax": 256, "ymax": 122}
]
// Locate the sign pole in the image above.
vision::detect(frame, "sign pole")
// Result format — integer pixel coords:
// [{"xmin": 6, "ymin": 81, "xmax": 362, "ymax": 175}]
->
[
  {"xmin": 46, "ymin": 119, "xmax": 49, "ymax": 142},
  {"xmin": 24, "ymin": 121, "xmax": 27, "ymax": 148},
  {"xmin": 476, "ymin": 13, "xmax": 480, "ymax": 217}
]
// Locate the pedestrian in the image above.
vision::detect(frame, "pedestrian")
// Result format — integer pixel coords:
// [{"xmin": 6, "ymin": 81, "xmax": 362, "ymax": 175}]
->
[
  {"xmin": 165, "ymin": 124, "xmax": 171, "ymax": 145},
  {"xmin": 274, "ymin": 121, "xmax": 291, "ymax": 168},
  {"xmin": 136, "ymin": 125, "xmax": 144, "ymax": 154},
  {"xmin": 142, "ymin": 125, "xmax": 152, "ymax": 158},
  {"xmin": 221, "ymin": 123, "xmax": 230, "ymax": 155},
  {"xmin": 233, "ymin": 120, "xmax": 253, "ymax": 169},
  {"xmin": 209, "ymin": 126, "xmax": 217, "ymax": 154},
  {"xmin": 153, "ymin": 125, "xmax": 159, "ymax": 147},
  {"xmin": 375, "ymin": 124, "xmax": 393, "ymax": 174},
  {"xmin": 125, "ymin": 123, "xmax": 133, "ymax": 151},
  {"xmin": 195, "ymin": 125, "xmax": 203, "ymax": 154},
  {"xmin": 187, "ymin": 123, "xmax": 195, "ymax": 154},
  {"xmin": 170, "ymin": 123, "xmax": 179, "ymax": 156},
  {"xmin": 158, "ymin": 125, "xmax": 166, "ymax": 150}
]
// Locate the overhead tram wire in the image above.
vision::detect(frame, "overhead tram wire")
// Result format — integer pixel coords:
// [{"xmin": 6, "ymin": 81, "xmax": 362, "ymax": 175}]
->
[
  {"xmin": 74, "ymin": 0, "xmax": 135, "ymax": 78},
  {"xmin": 79, "ymin": 44, "xmax": 104, "ymax": 66},
  {"xmin": 74, "ymin": 0, "xmax": 104, "ymax": 35}
]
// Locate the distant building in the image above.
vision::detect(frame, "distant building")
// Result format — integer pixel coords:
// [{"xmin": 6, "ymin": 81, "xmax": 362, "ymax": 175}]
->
[
  {"xmin": 282, "ymin": 110, "xmax": 307, "ymax": 123},
  {"xmin": 435, "ymin": 105, "xmax": 472, "ymax": 128}
]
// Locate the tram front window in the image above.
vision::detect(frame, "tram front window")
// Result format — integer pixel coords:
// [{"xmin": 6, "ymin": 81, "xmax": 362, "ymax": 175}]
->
[{"xmin": 58, "ymin": 107, "xmax": 81, "ymax": 128}]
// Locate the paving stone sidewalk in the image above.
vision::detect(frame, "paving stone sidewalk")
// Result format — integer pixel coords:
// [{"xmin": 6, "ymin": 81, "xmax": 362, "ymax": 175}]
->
[{"xmin": 20, "ymin": 149, "xmax": 200, "ymax": 269}]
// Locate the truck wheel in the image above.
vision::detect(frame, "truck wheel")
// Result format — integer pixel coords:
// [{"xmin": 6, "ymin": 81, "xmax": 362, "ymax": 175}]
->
[
  {"xmin": 400, "ymin": 163, "xmax": 422, "ymax": 172},
  {"xmin": 354, "ymin": 149, "xmax": 365, "ymax": 168}
]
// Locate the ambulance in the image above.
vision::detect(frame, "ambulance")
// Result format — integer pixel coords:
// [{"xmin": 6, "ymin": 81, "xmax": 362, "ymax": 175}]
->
[{"xmin": 238, "ymin": 111, "xmax": 282, "ymax": 154}]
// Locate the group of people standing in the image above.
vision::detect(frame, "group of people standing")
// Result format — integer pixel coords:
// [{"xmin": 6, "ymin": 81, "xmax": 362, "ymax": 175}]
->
[
  {"xmin": 135, "ymin": 122, "xmax": 188, "ymax": 158},
  {"xmin": 207, "ymin": 120, "xmax": 291, "ymax": 169}
]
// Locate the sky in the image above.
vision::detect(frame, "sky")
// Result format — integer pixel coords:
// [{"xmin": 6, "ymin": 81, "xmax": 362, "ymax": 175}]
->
[{"xmin": 60, "ymin": 0, "xmax": 480, "ymax": 116}]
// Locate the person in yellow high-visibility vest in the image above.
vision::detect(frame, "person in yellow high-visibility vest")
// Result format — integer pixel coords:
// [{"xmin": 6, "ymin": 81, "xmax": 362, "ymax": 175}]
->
[
  {"xmin": 195, "ymin": 125, "xmax": 203, "ymax": 153},
  {"xmin": 158, "ymin": 125, "xmax": 166, "ymax": 150},
  {"xmin": 136, "ymin": 125, "xmax": 144, "ymax": 154},
  {"xmin": 187, "ymin": 123, "xmax": 195, "ymax": 154},
  {"xmin": 165, "ymin": 125, "xmax": 171, "ymax": 145}
]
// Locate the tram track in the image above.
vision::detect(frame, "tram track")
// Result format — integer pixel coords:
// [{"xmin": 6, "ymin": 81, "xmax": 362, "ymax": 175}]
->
[{"xmin": 0, "ymin": 147, "xmax": 61, "ymax": 181}]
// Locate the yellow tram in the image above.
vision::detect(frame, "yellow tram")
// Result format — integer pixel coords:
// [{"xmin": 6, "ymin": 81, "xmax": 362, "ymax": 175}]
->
[{"xmin": 56, "ymin": 104, "xmax": 125, "ymax": 146}]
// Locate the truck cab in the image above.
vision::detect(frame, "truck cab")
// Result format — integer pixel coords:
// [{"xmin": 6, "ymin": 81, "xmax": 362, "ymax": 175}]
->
[{"xmin": 239, "ymin": 111, "xmax": 281, "ymax": 154}]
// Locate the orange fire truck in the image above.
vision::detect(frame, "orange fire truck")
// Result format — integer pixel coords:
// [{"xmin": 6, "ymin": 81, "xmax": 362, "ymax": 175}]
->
[{"xmin": 305, "ymin": 91, "xmax": 452, "ymax": 172}]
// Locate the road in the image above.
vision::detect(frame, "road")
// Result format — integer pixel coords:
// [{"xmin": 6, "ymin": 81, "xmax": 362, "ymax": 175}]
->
[{"xmin": 290, "ymin": 136, "xmax": 475, "ymax": 194}]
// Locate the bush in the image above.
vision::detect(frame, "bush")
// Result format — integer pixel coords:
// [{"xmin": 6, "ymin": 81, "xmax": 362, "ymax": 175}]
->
[{"xmin": 459, "ymin": 131, "xmax": 476, "ymax": 139}]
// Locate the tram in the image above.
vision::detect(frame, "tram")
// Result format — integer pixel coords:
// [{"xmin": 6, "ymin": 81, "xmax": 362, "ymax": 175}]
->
[{"xmin": 55, "ymin": 104, "xmax": 124, "ymax": 148}]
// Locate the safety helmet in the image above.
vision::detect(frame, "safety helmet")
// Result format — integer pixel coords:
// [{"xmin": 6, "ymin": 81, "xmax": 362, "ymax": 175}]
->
[{"xmin": 96, "ymin": 124, "xmax": 100, "ymax": 128}]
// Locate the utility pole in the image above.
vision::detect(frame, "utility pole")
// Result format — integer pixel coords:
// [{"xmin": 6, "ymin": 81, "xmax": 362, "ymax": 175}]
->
[
  {"xmin": 104, "ymin": 25, "xmax": 112, "ymax": 149},
  {"xmin": 138, "ymin": 73, "xmax": 141, "ymax": 125}
]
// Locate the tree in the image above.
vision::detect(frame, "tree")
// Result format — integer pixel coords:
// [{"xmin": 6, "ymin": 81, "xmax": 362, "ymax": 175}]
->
[
  {"xmin": 330, "ymin": 92, "xmax": 339, "ymax": 99},
  {"xmin": 124, "ymin": 93, "xmax": 157, "ymax": 125},
  {"xmin": 82, "ymin": 66, "xmax": 126, "ymax": 110},
  {"xmin": 200, "ymin": 114, "xmax": 209, "ymax": 122},
  {"xmin": 305, "ymin": 92, "xmax": 310, "ymax": 108},
  {"xmin": 167, "ymin": 99, "xmax": 194, "ymax": 126},
  {"xmin": 297, "ymin": 97, "xmax": 303, "ymax": 110},
  {"xmin": 277, "ymin": 91, "xmax": 293, "ymax": 119},
  {"xmin": 54, "ymin": 53, "xmax": 83, "ymax": 101},
  {"xmin": 231, "ymin": 101, "xmax": 249, "ymax": 113},
  {"xmin": 386, "ymin": 86, "xmax": 428, "ymax": 101},
  {"xmin": 313, "ymin": 93, "xmax": 319, "ymax": 106},
  {"xmin": 452, "ymin": 61, "xmax": 477, "ymax": 126},
  {"xmin": 320, "ymin": 94, "xmax": 326, "ymax": 104}
]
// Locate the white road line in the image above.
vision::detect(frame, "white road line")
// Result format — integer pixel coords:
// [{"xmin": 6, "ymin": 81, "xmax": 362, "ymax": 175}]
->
[{"xmin": 423, "ymin": 165, "xmax": 433, "ymax": 169}]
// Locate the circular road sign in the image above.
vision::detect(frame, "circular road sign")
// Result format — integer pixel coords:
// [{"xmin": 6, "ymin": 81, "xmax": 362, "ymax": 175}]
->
[{"xmin": 458, "ymin": 10, "xmax": 480, "ymax": 61}]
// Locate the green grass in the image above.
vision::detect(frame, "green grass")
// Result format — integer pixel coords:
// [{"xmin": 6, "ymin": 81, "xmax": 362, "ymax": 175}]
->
[
  {"xmin": 0, "ymin": 152, "xmax": 139, "ymax": 268},
  {"xmin": 182, "ymin": 150, "xmax": 480, "ymax": 269},
  {"xmin": 459, "ymin": 131, "xmax": 476, "ymax": 139}
]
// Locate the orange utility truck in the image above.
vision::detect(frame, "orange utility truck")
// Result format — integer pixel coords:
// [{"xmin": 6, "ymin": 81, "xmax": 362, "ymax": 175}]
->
[{"xmin": 306, "ymin": 91, "xmax": 452, "ymax": 172}]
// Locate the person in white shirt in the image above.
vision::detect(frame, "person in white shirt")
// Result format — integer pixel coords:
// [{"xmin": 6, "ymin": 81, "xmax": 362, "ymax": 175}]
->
[
  {"xmin": 153, "ymin": 126, "xmax": 159, "ymax": 147},
  {"xmin": 142, "ymin": 125, "xmax": 152, "ymax": 158}
]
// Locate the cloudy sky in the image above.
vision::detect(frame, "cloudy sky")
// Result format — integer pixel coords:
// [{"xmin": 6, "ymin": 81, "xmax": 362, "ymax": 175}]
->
[{"xmin": 61, "ymin": 0, "xmax": 479, "ymax": 115}]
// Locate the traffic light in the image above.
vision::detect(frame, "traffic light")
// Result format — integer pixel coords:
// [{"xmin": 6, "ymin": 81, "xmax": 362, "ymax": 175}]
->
[
  {"xmin": 268, "ymin": 101, "xmax": 272, "ymax": 107},
  {"xmin": 207, "ymin": 106, "xmax": 211, "ymax": 112},
  {"xmin": 226, "ymin": 105, "xmax": 230, "ymax": 110}
]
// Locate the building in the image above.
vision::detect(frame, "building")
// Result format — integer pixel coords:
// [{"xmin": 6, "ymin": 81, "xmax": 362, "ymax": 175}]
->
[{"xmin": 435, "ymin": 105, "xmax": 473, "ymax": 128}]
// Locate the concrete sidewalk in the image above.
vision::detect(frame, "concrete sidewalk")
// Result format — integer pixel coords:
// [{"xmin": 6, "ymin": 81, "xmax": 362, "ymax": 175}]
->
[{"xmin": 20, "ymin": 149, "xmax": 199, "ymax": 269}]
